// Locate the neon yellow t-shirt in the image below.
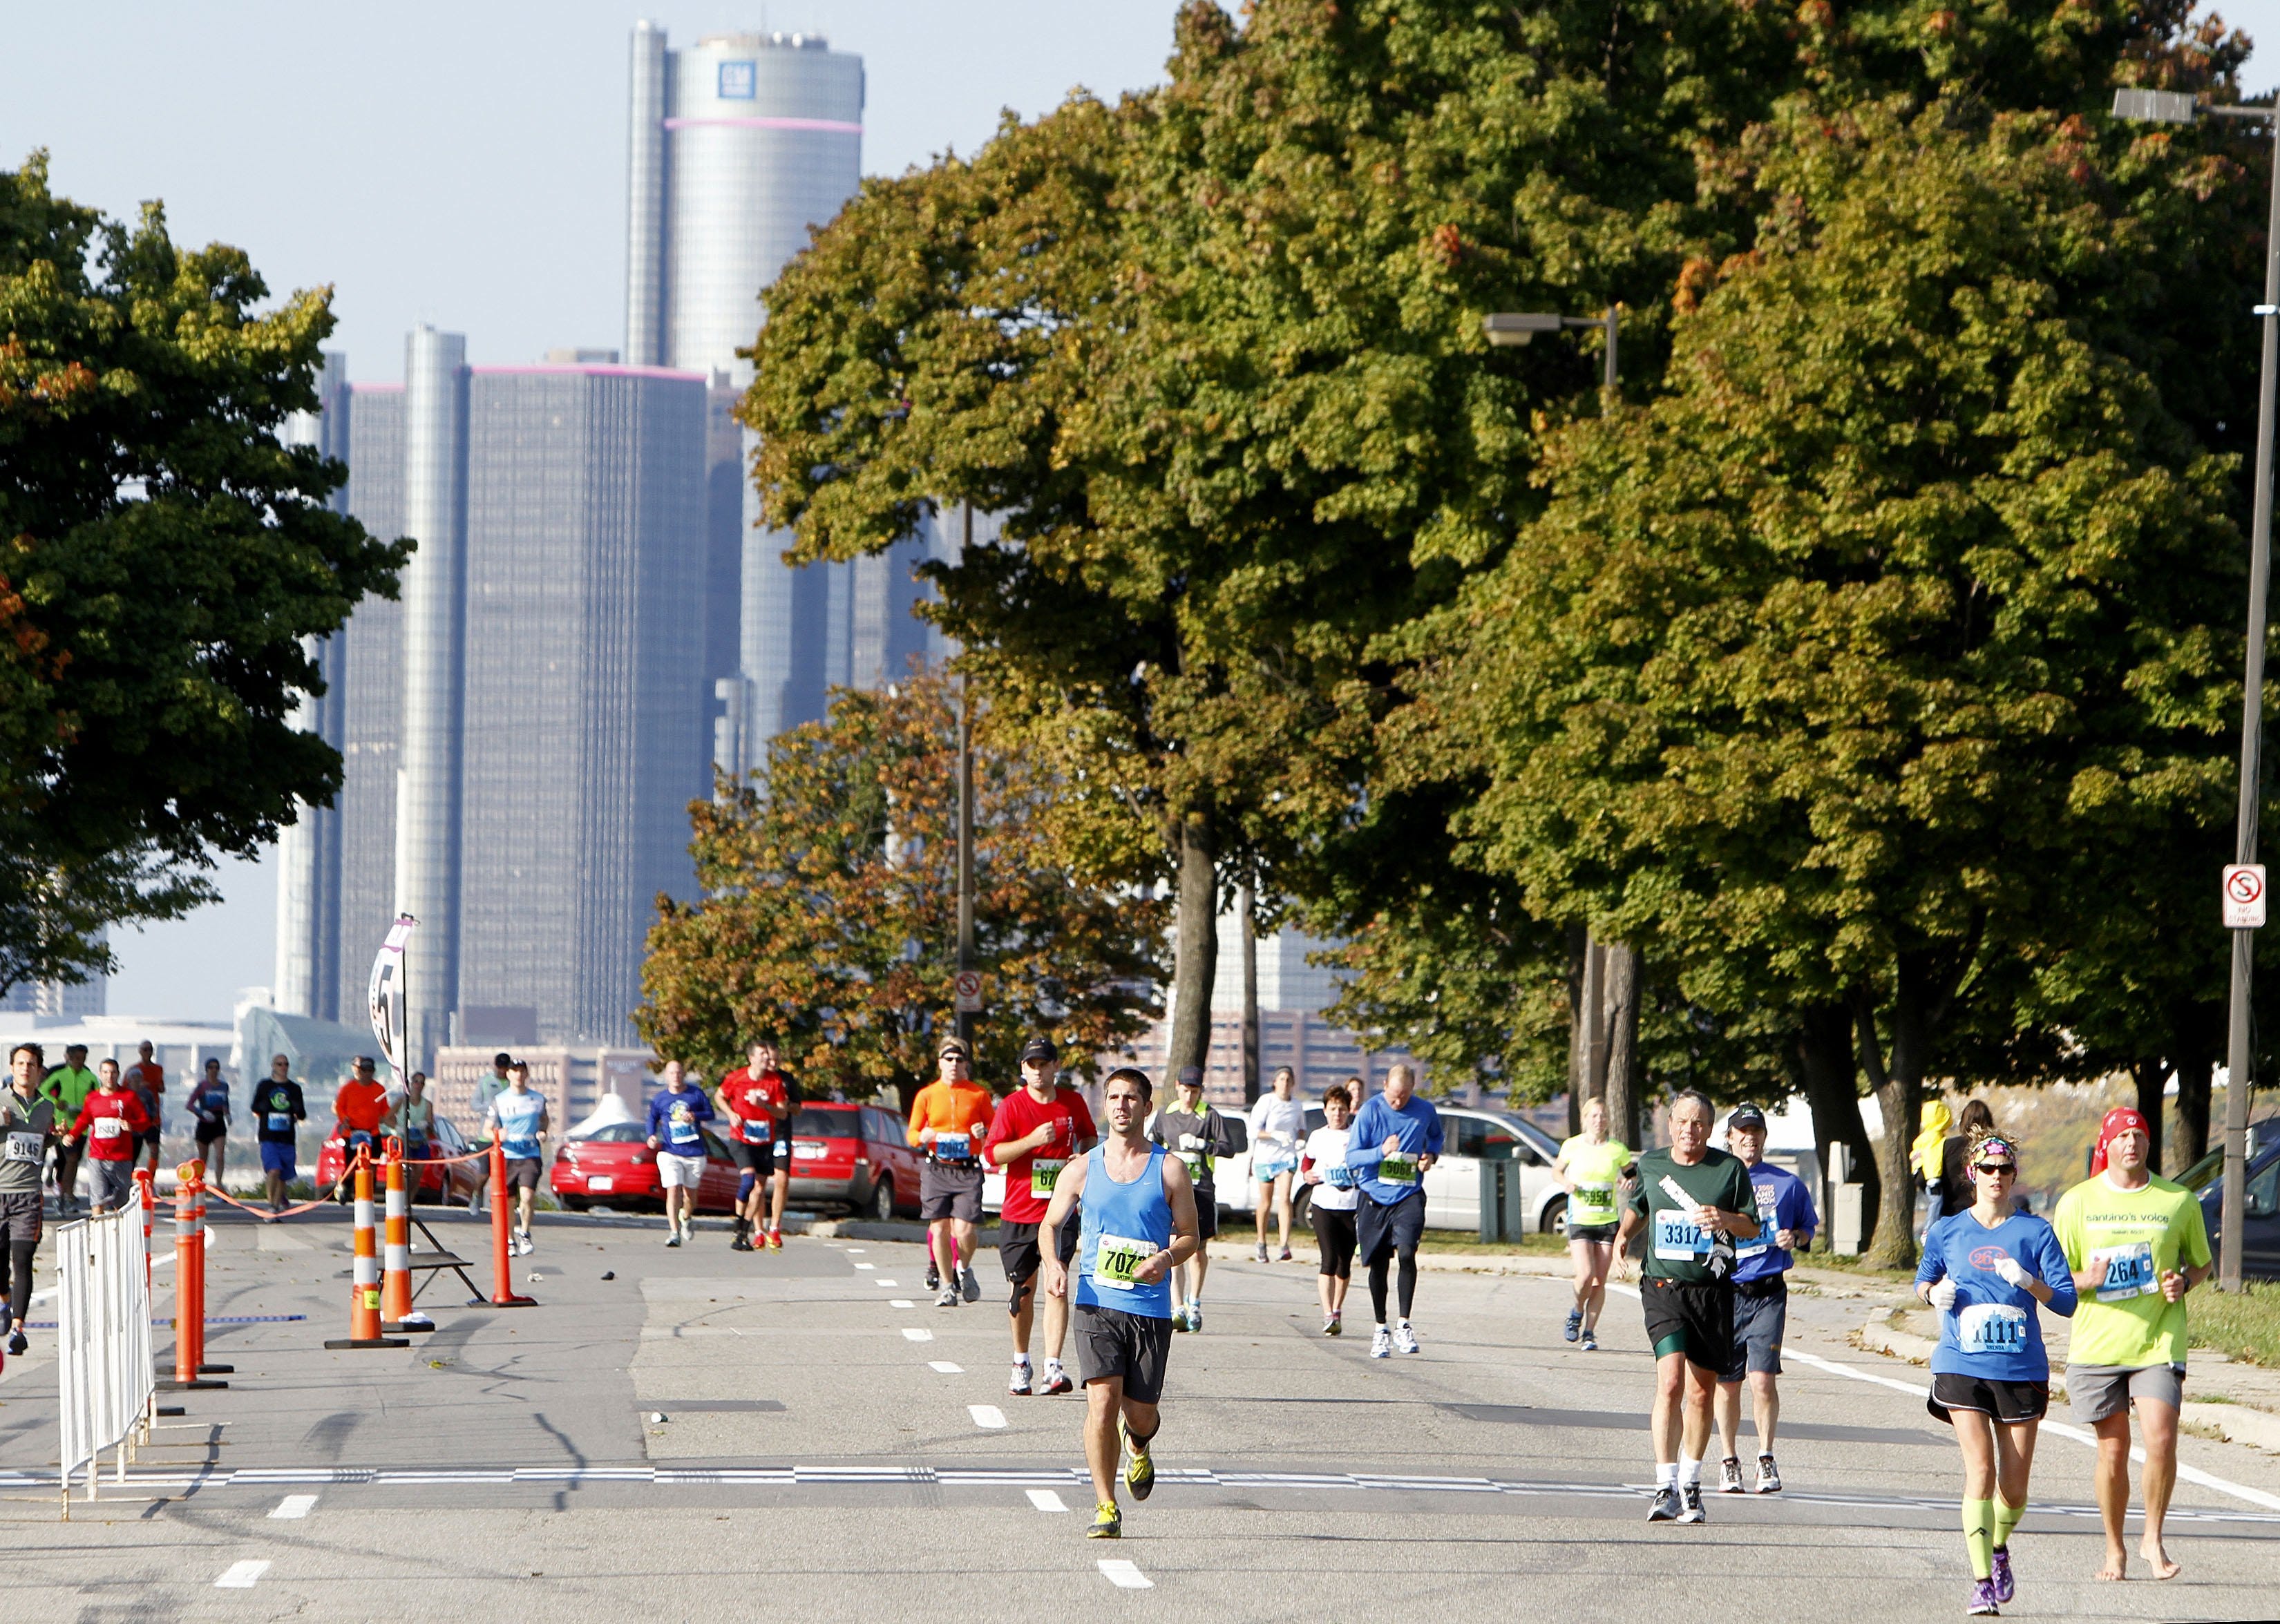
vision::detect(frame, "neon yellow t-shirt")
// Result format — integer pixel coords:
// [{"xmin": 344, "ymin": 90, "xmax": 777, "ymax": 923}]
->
[
  {"xmin": 1558, "ymin": 1136, "xmax": 1634, "ymax": 1230},
  {"xmin": 2051, "ymin": 1172, "xmax": 2212, "ymax": 1369}
]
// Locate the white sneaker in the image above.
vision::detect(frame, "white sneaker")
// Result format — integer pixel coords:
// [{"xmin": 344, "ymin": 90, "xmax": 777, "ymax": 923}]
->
[
  {"xmin": 1394, "ymin": 1321, "xmax": 1420, "ymax": 1355},
  {"xmin": 1369, "ymin": 1325, "xmax": 1393, "ymax": 1359},
  {"xmin": 1254, "ymin": 1243, "xmax": 1269, "ymax": 1263}
]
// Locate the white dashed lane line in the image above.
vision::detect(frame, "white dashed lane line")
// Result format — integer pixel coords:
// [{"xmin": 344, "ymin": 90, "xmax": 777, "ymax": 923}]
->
[
  {"xmin": 215, "ymin": 1560, "xmax": 270, "ymax": 1589},
  {"xmin": 854, "ymin": 1263, "xmax": 875, "ymax": 1270},
  {"xmin": 969, "ymin": 1404, "xmax": 1007, "ymax": 1429},
  {"xmin": 874, "ymin": 1279, "xmax": 900, "ymax": 1287},
  {"xmin": 1026, "ymin": 1489, "xmax": 1067, "ymax": 1512},
  {"xmin": 268, "ymin": 1494, "xmax": 318, "ymax": 1519},
  {"xmin": 1099, "ymin": 1559, "xmax": 1152, "ymax": 1589},
  {"xmin": 902, "ymin": 1328, "xmax": 933, "ymax": 1342},
  {"xmin": 891, "ymin": 1299, "xmax": 915, "ymax": 1308},
  {"xmin": 928, "ymin": 1361, "xmax": 964, "ymax": 1374}
]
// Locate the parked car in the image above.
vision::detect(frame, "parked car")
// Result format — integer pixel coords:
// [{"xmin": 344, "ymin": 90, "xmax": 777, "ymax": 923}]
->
[
  {"xmin": 316, "ymin": 1113, "xmax": 487, "ymax": 1205},
  {"xmin": 2180, "ymin": 1133, "xmax": 2280, "ymax": 1282},
  {"xmin": 1215, "ymin": 1104, "xmax": 1565, "ymax": 1233},
  {"xmin": 783, "ymin": 1102, "xmax": 922, "ymax": 1220},
  {"xmin": 550, "ymin": 1122, "xmax": 743, "ymax": 1214}
]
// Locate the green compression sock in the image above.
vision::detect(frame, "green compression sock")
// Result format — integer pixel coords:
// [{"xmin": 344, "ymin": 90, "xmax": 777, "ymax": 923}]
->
[
  {"xmin": 1962, "ymin": 1498, "xmax": 1994, "ymax": 1580},
  {"xmin": 1993, "ymin": 1496, "xmax": 2024, "ymax": 1551}
]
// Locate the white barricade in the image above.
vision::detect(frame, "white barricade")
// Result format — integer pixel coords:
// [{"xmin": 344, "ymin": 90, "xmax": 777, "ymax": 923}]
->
[{"xmin": 55, "ymin": 1207, "xmax": 153, "ymax": 1504}]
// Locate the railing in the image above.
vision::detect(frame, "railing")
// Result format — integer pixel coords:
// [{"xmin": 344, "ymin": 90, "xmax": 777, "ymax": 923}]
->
[{"xmin": 54, "ymin": 1205, "xmax": 154, "ymax": 1509}]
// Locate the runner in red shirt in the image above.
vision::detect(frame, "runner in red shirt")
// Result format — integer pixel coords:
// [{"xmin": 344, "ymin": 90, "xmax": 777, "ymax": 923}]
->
[
  {"xmin": 717, "ymin": 1041, "xmax": 794, "ymax": 1250},
  {"xmin": 124, "ymin": 1040, "xmax": 166, "ymax": 1175},
  {"xmin": 66, "ymin": 1060, "xmax": 153, "ymax": 1213},
  {"xmin": 983, "ymin": 1036, "xmax": 1096, "ymax": 1397}
]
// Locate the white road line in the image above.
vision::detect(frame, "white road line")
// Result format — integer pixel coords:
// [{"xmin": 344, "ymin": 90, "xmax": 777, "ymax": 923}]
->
[
  {"xmin": 1098, "ymin": 1559, "xmax": 1152, "ymax": 1589},
  {"xmin": 214, "ymin": 1560, "xmax": 270, "ymax": 1588},
  {"xmin": 846, "ymin": 1248, "xmax": 866, "ymax": 1254},
  {"xmin": 267, "ymin": 1494, "xmax": 318, "ymax": 1520},
  {"xmin": 969, "ymin": 1404, "xmax": 1007, "ymax": 1429},
  {"xmin": 891, "ymin": 1299, "xmax": 915, "ymax": 1308},
  {"xmin": 928, "ymin": 1361, "xmax": 965, "ymax": 1373},
  {"xmin": 1783, "ymin": 1346, "xmax": 2280, "ymax": 1513},
  {"xmin": 854, "ymin": 1263, "xmax": 875, "ymax": 1270},
  {"xmin": 874, "ymin": 1279, "xmax": 899, "ymax": 1287},
  {"xmin": 1027, "ymin": 1488, "xmax": 1067, "ymax": 1512},
  {"xmin": 902, "ymin": 1328, "xmax": 933, "ymax": 1342}
]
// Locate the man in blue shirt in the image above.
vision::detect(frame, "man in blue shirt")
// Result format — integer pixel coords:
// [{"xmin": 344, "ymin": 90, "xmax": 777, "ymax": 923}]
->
[
  {"xmin": 484, "ymin": 1062, "xmax": 550, "ymax": 1257},
  {"xmin": 1712, "ymin": 1104, "xmax": 1819, "ymax": 1496},
  {"xmin": 1343, "ymin": 1064, "xmax": 1444, "ymax": 1358},
  {"xmin": 645, "ymin": 1060, "xmax": 714, "ymax": 1248}
]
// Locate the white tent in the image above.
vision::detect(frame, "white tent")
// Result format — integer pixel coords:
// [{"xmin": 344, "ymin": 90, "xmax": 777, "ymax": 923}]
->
[{"xmin": 566, "ymin": 1090, "xmax": 638, "ymax": 1140}]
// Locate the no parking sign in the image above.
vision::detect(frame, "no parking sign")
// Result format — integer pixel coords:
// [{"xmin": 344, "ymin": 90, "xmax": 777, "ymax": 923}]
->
[{"xmin": 2223, "ymin": 863, "xmax": 2268, "ymax": 929}]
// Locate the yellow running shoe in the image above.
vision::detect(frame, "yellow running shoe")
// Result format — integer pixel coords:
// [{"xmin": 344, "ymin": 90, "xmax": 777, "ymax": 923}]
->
[
  {"xmin": 1086, "ymin": 1500, "xmax": 1122, "ymax": 1538},
  {"xmin": 1120, "ymin": 1415, "xmax": 1155, "ymax": 1501}
]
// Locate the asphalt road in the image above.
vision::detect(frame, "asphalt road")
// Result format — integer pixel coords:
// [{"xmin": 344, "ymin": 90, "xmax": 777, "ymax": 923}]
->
[{"xmin": 2, "ymin": 1204, "xmax": 2277, "ymax": 1622}]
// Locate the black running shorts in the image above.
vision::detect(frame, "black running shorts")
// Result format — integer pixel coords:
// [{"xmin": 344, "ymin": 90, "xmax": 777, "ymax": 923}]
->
[
  {"xmin": 999, "ymin": 1211, "xmax": 1082, "ymax": 1304},
  {"xmin": 1640, "ymin": 1276, "xmax": 1733, "ymax": 1370},
  {"xmin": 1073, "ymin": 1303, "xmax": 1173, "ymax": 1404},
  {"xmin": 725, "ymin": 1138, "xmax": 770, "ymax": 1173},
  {"xmin": 1928, "ymin": 1372, "xmax": 2049, "ymax": 1426},
  {"xmin": 504, "ymin": 1156, "xmax": 542, "ymax": 1192},
  {"xmin": 1356, "ymin": 1190, "xmax": 1425, "ymax": 1266}
]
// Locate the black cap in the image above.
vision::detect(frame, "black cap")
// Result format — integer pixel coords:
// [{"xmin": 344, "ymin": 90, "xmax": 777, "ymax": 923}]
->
[
  {"xmin": 494, "ymin": 1051, "xmax": 513, "ymax": 1068},
  {"xmin": 938, "ymin": 1036, "xmax": 970, "ymax": 1060},
  {"xmin": 1727, "ymin": 1103, "xmax": 1768, "ymax": 1133},
  {"xmin": 1021, "ymin": 1036, "xmax": 1058, "ymax": 1064},
  {"xmin": 1177, "ymin": 1066, "xmax": 1204, "ymax": 1088},
  {"xmin": 353, "ymin": 1055, "xmax": 377, "ymax": 1071}
]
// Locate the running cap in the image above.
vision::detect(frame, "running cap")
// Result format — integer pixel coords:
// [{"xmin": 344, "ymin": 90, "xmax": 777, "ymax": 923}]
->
[
  {"xmin": 938, "ymin": 1036, "xmax": 970, "ymax": 1060},
  {"xmin": 493, "ymin": 1051, "xmax": 513, "ymax": 1068},
  {"xmin": 1021, "ymin": 1036, "xmax": 1058, "ymax": 1064},
  {"xmin": 352, "ymin": 1055, "xmax": 377, "ymax": 1071},
  {"xmin": 2090, "ymin": 1106, "xmax": 2151, "ymax": 1174},
  {"xmin": 1177, "ymin": 1065, "xmax": 1204, "ymax": 1088},
  {"xmin": 1726, "ymin": 1103, "xmax": 1768, "ymax": 1133},
  {"xmin": 64, "ymin": 1042, "xmax": 88, "ymax": 1055}
]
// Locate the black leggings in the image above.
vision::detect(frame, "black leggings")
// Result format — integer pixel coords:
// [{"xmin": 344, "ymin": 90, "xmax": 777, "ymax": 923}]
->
[
  {"xmin": 1369, "ymin": 1250, "xmax": 1417, "ymax": 1323},
  {"xmin": 1312, "ymin": 1205, "xmax": 1356, "ymax": 1279}
]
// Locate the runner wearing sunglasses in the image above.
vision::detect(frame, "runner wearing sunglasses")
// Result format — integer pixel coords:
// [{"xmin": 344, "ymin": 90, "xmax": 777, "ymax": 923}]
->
[{"xmin": 1917, "ymin": 1127, "xmax": 2076, "ymax": 1616}]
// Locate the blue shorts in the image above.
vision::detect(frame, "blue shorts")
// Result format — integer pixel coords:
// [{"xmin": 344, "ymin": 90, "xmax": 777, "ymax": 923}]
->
[{"xmin": 260, "ymin": 1140, "xmax": 298, "ymax": 1179}]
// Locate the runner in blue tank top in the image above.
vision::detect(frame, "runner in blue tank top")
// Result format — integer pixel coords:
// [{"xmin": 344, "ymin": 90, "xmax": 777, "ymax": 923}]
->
[{"xmin": 1042, "ymin": 1067, "xmax": 1200, "ymax": 1542}]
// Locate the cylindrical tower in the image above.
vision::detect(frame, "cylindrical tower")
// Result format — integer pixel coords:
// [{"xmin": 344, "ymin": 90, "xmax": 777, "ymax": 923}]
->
[
  {"xmin": 625, "ymin": 21, "xmax": 669, "ymax": 367},
  {"xmin": 395, "ymin": 326, "xmax": 468, "ymax": 1072},
  {"xmin": 663, "ymin": 31, "xmax": 864, "ymax": 381}
]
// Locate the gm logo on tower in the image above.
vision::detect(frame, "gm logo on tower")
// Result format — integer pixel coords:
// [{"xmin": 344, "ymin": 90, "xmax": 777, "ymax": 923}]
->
[{"xmin": 718, "ymin": 60, "xmax": 757, "ymax": 99}]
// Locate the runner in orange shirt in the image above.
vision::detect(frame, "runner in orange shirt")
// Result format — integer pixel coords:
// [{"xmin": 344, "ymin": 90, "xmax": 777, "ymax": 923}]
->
[
  {"xmin": 332, "ymin": 1056, "xmax": 391, "ymax": 1198},
  {"xmin": 907, "ymin": 1038, "xmax": 996, "ymax": 1306}
]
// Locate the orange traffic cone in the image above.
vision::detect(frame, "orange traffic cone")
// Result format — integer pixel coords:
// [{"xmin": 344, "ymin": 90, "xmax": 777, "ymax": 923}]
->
[{"xmin": 325, "ymin": 1147, "xmax": 408, "ymax": 1350}]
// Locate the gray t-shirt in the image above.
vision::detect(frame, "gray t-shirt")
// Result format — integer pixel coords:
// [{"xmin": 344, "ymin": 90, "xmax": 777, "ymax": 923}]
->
[{"xmin": 0, "ymin": 1089, "xmax": 58, "ymax": 1195}]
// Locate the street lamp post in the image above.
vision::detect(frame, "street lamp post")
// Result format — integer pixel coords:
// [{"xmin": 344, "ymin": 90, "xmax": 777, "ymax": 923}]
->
[
  {"xmin": 2124, "ymin": 90, "xmax": 2274, "ymax": 1290},
  {"xmin": 956, "ymin": 500, "xmax": 977, "ymax": 1047}
]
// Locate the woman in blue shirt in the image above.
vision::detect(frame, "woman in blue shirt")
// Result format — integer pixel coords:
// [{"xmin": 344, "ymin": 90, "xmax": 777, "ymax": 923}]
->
[{"xmin": 1915, "ymin": 1128, "xmax": 2077, "ymax": 1618}]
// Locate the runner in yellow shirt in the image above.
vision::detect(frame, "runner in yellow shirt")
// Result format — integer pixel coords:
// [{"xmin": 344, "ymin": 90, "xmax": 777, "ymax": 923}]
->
[
  {"xmin": 2051, "ymin": 1107, "xmax": 2212, "ymax": 1585},
  {"xmin": 1554, "ymin": 1096, "xmax": 1633, "ymax": 1352}
]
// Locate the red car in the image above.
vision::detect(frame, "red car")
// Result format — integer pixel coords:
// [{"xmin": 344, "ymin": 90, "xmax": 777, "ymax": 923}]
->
[
  {"xmin": 314, "ymin": 1114, "xmax": 486, "ymax": 1205},
  {"xmin": 551, "ymin": 1123, "xmax": 743, "ymax": 1214},
  {"xmin": 783, "ymin": 1101, "xmax": 923, "ymax": 1220}
]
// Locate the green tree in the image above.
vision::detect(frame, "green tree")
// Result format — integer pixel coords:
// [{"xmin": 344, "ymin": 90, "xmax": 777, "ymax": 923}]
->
[
  {"xmin": 0, "ymin": 153, "xmax": 406, "ymax": 994},
  {"xmin": 636, "ymin": 672, "xmax": 1169, "ymax": 1110},
  {"xmin": 1411, "ymin": 101, "xmax": 2245, "ymax": 1265}
]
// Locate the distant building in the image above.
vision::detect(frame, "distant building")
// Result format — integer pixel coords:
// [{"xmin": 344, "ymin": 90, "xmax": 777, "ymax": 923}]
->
[{"xmin": 0, "ymin": 964, "xmax": 107, "ymax": 1021}]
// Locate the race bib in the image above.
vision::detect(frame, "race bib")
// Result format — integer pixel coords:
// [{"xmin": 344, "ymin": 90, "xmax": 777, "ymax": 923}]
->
[
  {"xmin": 1574, "ymin": 1181, "xmax": 1617, "ymax": 1221},
  {"xmin": 934, "ymin": 1130, "xmax": 971, "ymax": 1161},
  {"xmin": 1655, "ymin": 1212, "xmax": 1710, "ymax": 1260},
  {"xmin": 667, "ymin": 1106, "xmax": 701, "ymax": 1145},
  {"xmin": 1957, "ymin": 1302, "xmax": 2030, "ymax": 1356},
  {"xmin": 1030, "ymin": 1157, "xmax": 1067, "ymax": 1198},
  {"xmin": 1326, "ymin": 1164, "xmax": 1353, "ymax": 1190},
  {"xmin": 4, "ymin": 1131, "xmax": 41, "ymax": 1163},
  {"xmin": 1380, "ymin": 1151, "xmax": 1418, "ymax": 1187},
  {"xmin": 1179, "ymin": 1150, "xmax": 1208, "ymax": 1178},
  {"xmin": 93, "ymin": 1117, "xmax": 126, "ymax": 1140},
  {"xmin": 2092, "ymin": 1242, "xmax": 2158, "ymax": 1302},
  {"xmin": 265, "ymin": 1112, "xmax": 294, "ymax": 1133},
  {"xmin": 1091, "ymin": 1231, "xmax": 1152, "ymax": 1291},
  {"xmin": 743, "ymin": 1116, "xmax": 772, "ymax": 1144}
]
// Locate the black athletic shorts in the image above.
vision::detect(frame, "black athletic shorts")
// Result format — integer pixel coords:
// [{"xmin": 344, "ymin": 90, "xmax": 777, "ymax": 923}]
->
[
  {"xmin": 1356, "ymin": 1190, "xmax": 1425, "ymax": 1265},
  {"xmin": 1568, "ymin": 1223, "xmax": 1619, "ymax": 1244},
  {"xmin": 194, "ymin": 1125, "xmax": 226, "ymax": 1147},
  {"xmin": 0, "ymin": 1190, "xmax": 42, "ymax": 1247},
  {"xmin": 725, "ymin": 1138, "xmax": 770, "ymax": 1172},
  {"xmin": 1641, "ymin": 1276, "xmax": 1733, "ymax": 1370},
  {"xmin": 1073, "ymin": 1303, "xmax": 1173, "ymax": 1405},
  {"xmin": 1312, "ymin": 1204, "xmax": 1357, "ymax": 1279},
  {"xmin": 1190, "ymin": 1185, "xmax": 1218, "ymax": 1241},
  {"xmin": 504, "ymin": 1156, "xmax": 542, "ymax": 1192},
  {"xmin": 1928, "ymin": 1371, "xmax": 2049, "ymax": 1425},
  {"xmin": 920, "ymin": 1160, "xmax": 983, "ymax": 1222},
  {"xmin": 1000, "ymin": 1210, "xmax": 1082, "ymax": 1303},
  {"xmin": 135, "ymin": 1130, "xmax": 162, "ymax": 1160}
]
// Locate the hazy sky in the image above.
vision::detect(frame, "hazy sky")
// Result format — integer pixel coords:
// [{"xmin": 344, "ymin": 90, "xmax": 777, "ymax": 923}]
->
[
  {"xmin": 6, "ymin": 2, "xmax": 2274, "ymax": 1021},
  {"xmin": 6, "ymin": 1, "xmax": 1188, "ymax": 1021}
]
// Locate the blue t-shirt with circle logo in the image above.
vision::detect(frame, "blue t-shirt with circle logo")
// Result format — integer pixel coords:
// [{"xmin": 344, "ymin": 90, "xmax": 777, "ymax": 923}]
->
[{"xmin": 1916, "ymin": 1210, "xmax": 2078, "ymax": 1382}]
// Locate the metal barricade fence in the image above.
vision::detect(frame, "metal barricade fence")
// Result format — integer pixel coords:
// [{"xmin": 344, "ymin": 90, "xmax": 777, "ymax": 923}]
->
[{"xmin": 55, "ymin": 1206, "xmax": 154, "ymax": 1506}]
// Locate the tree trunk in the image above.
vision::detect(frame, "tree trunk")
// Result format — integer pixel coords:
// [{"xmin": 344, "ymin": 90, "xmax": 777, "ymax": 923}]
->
[
  {"xmin": 1602, "ymin": 942, "xmax": 1643, "ymax": 1150},
  {"xmin": 1796, "ymin": 1001, "xmax": 1878, "ymax": 1231},
  {"xmin": 2131, "ymin": 1059, "xmax": 2167, "ymax": 1175},
  {"xmin": 2173, "ymin": 1051, "xmax": 2215, "ymax": 1174},
  {"xmin": 1857, "ymin": 968, "xmax": 1932, "ymax": 1271},
  {"xmin": 1239, "ymin": 881, "xmax": 1260, "ymax": 1106},
  {"xmin": 1564, "ymin": 923, "xmax": 1589, "ymax": 1136},
  {"xmin": 1166, "ymin": 806, "xmax": 1219, "ymax": 1080}
]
